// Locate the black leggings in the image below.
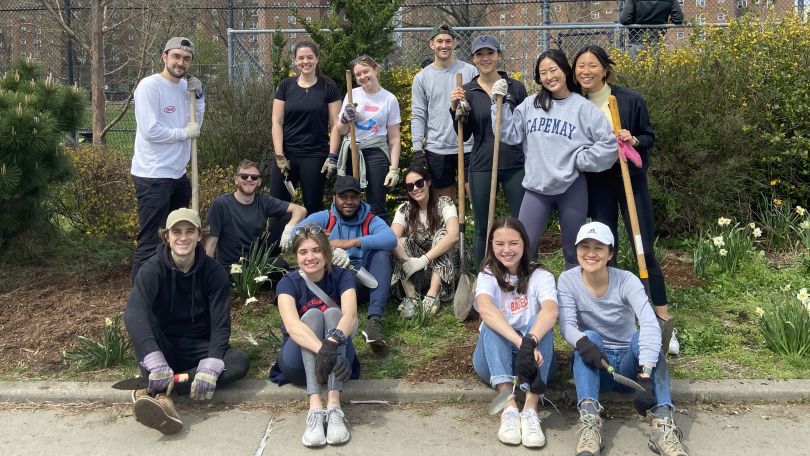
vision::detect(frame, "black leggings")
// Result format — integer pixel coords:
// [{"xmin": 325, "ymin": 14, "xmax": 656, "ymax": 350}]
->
[
  {"xmin": 468, "ymin": 168, "xmax": 525, "ymax": 267},
  {"xmin": 269, "ymin": 154, "xmax": 327, "ymax": 215},
  {"xmin": 586, "ymin": 168, "xmax": 668, "ymax": 306}
]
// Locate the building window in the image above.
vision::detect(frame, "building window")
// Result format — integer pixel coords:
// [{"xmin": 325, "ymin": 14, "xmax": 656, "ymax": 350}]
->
[
  {"xmin": 606, "ymin": 9, "xmax": 613, "ymax": 14},
  {"xmin": 737, "ymin": 0, "xmax": 748, "ymax": 7},
  {"xmin": 696, "ymin": 14, "xmax": 705, "ymax": 24},
  {"xmin": 289, "ymin": 32, "xmax": 296, "ymax": 38},
  {"xmin": 213, "ymin": 35, "xmax": 219, "ymax": 42},
  {"xmin": 591, "ymin": 11, "xmax": 600, "ymax": 19},
  {"xmin": 676, "ymin": 31, "xmax": 685, "ymax": 39},
  {"xmin": 274, "ymin": 16, "xmax": 280, "ymax": 23},
  {"xmin": 288, "ymin": 15, "xmax": 296, "ymax": 25},
  {"xmin": 554, "ymin": 5, "xmax": 562, "ymax": 12},
  {"xmin": 249, "ymin": 34, "xmax": 258, "ymax": 43},
  {"xmin": 500, "ymin": 13, "xmax": 506, "ymax": 22},
  {"xmin": 696, "ymin": 0, "xmax": 705, "ymax": 7},
  {"xmin": 20, "ymin": 39, "xmax": 26, "ymax": 44}
]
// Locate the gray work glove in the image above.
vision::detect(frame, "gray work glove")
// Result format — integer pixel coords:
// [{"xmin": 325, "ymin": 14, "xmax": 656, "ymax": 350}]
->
[
  {"xmin": 491, "ymin": 79, "xmax": 508, "ymax": 100},
  {"xmin": 383, "ymin": 166, "xmax": 399, "ymax": 187},
  {"xmin": 341, "ymin": 103, "xmax": 357, "ymax": 124},
  {"xmin": 183, "ymin": 121, "xmax": 200, "ymax": 139},
  {"xmin": 332, "ymin": 247, "xmax": 351, "ymax": 268},
  {"xmin": 454, "ymin": 98, "xmax": 471, "ymax": 122},
  {"xmin": 141, "ymin": 351, "xmax": 174, "ymax": 395},
  {"xmin": 321, "ymin": 153, "xmax": 338, "ymax": 178},
  {"xmin": 190, "ymin": 357, "xmax": 224, "ymax": 400},
  {"xmin": 186, "ymin": 76, "xmax": 204, "ymax": 99},
  {"xmin": 280, "ymin": 225, "xmax": 294, "ymax": 252},
  {"xmin": 402, "ymin": 255, "xmax": 429, "ymax": 279}
]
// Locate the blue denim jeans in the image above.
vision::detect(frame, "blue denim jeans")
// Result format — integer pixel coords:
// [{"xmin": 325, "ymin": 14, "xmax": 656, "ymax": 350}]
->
[
  {"xmin": 573, "ymin": 330, "xmax": 673, "ymax": 410},
  {"xmin": 355, "ymin": 249, "xmax": 391, "ymax": 318},
  {"xmin": 472, "ymin": 316, "xmax": 555, "ymax": 388}
]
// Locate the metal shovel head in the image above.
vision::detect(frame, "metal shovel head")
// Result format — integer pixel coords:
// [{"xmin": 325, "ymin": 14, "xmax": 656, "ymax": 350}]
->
[
  {"xmin": 354, "ymin": 266, "xmax": 378, "ymax": 289},
  {"xmin": 489, "ymin": 387, "xmax": 515, "ymax": 415},
  {"xmin": 284, "ymin": 178, "xmax": 296, "ymax": 198},
  {"xmin": 112, "ymin": 373, "xmax": 190, "ymax": 390},
  {"xmin": 601, "ymin": 359, "xmax": 646, "ymax": 392},
  {"xmin": 453, "ymin": 273, "xmax": 475, "ymax": 320}
]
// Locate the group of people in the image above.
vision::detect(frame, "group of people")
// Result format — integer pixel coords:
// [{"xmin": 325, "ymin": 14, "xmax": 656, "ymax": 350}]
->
[{"xmin": 121, "ymin": 27, "xmax": 687, "ymax": 456}]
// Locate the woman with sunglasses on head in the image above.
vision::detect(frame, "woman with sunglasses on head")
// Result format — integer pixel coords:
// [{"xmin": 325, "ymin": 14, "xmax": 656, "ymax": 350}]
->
[
  {"xmin": 269, "ymin": 225, "xmax": 359, "ymax": 447},
  {"xmin": 390, "ymin": 165, "xmax": 460, "ymax": 317},
  {"xmin": 492, "ymin": 49, "xmax": 616, "ymax": 268},
  {"xmin": 472, "ymin": 217, "xmax": 557, "ymax": 448},
  {"xmin": 572, "ymin": 45, "xmax": 678, "ymax": 355},
  {"xmin": 272, "ymin": 41, "xmax": 342, "ymax": 215},
  {"xmin": 448, "ymin": 35, "xmax": 527, "ymax": 266},
  {"xmin": 326, "ymin": 54, "xmax": 402, "ymax": 223}
]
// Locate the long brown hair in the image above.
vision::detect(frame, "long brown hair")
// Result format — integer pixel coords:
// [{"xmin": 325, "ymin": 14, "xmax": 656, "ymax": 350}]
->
[
  {"xmin": 403, "ymin": 165, "xmax": 441, "ymax": 237},
  {"xmin": 479, "ymin": 217, "xmax": 539, "ymax": 295}
]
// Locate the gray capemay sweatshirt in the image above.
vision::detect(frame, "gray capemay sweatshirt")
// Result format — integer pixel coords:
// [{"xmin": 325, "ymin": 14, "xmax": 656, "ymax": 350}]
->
[{"xmin": 493, "ymin": 92, "xmax": 616, "ymax": 195}]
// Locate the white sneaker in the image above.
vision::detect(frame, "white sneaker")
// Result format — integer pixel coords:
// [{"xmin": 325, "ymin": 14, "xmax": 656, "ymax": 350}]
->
[
  {"xmin": 400, "ymin": 297, "xmax": 418, "ymax": 319},
  {"xmin": 498, "ymin": 406, "xmax": 522, "ymax": 445},
  {"xmin": 668, "ymin": 329, "xmax": 680, "ymax": 355},
  {"xmin": 301, "ymin": 409, "xmax": 327, "ymax": 447},
  {"xmin": 326, "ymin": 407, "xmax": 350, "ymax": 445},
  {"xmin": 520, "ymin": 408, "xmax": 546, "ymax": 448}
]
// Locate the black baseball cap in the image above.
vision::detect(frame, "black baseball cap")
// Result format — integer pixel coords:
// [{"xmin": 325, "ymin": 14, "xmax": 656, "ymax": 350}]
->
[
  {"xmin": 334, "ymin": 175, "xmax": 361, "ymax": 194},
  {"xmin": 430, "ymin": 24, "xmax": 457, "ymax": 40}
]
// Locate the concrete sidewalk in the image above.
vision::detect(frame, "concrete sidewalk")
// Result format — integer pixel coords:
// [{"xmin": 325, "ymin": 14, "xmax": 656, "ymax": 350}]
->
[{"xmin": 1, "ymin": 378, "xmax": 809, "ymax": 404}]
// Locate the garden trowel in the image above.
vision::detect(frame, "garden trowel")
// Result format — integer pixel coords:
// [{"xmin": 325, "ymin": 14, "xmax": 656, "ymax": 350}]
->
[
  {"xmin": 601, "ymin": 359, "xmax": 646, "ymax": 392},
  {"xmin": 112, "ymin": 373, "xmax": 191, "ymax": 390}
]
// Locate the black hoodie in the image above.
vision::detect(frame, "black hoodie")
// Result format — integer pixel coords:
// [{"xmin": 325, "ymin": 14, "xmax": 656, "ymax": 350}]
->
[{"xmin": 124, "ymin": 243, "xmax": 232, "ymax": 361}]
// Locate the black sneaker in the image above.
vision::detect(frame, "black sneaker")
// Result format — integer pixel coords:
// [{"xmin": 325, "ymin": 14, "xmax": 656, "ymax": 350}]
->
[{"xmin": 362, "ymin": 315, "xmax": 386, "ymax": 346}]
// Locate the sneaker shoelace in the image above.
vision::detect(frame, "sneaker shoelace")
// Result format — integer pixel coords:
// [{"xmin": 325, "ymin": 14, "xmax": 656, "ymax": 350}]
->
[
  {"xmin": 658, "ymin": 419, "xmax": 687, "ymax": 452},
  {"xmin": 328, "ymin": 408, "xmax": 345, "ymax": 426},
  {"xmin": 502, "ymin": 409, "xmax": 520, "ymax": 432},
  {"xmin": 306, "ymin": 409, "xmax": 326, "ymax": 431},
  {"xmin": 522, "ymin": 410, "xmax": 541, "ymax": 434},
  {"xmin": 578, "ymin": 412, "xmax": 602, "ymax": 448}
]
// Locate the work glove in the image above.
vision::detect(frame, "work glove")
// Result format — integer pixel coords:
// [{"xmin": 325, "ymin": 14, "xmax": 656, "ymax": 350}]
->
[
  {"xmin": 529, "ymin": 371, "xmax": 547, "ymax": 395},
  {"xmin": 402, "ymin": 255, "xmax": 429, "ymax": 278},
  {"xmin": 186, "ymin": 76, "xmax": 204, "ymax": 99},
  {"xmin": 383, "ymin": 166, "xmax": 399, "ymax": 187},
  {"xmin": 321, "ymin": 153, "xmax": 338, "ymax": 178},
  {"xmin": 274, "ymin": 154, "xmax": 290, "ymax": 173},
  {"xmin": 411, "ymin": 148, "xmax": 427, "ymax": 170},
  {"xmin": 280, "ymin": 225, "xmax": 294, "ymax": 252},
  {"xmin": 190, "ymin": 357, "xmax": 224, "ymax": 400},
  {"xmin": 141, "ymin": 351, "xmax": 174, "ymax": 395},
  {"xmin": 454, "ymin": 98, "xmax": 471, "ymax": 122},
  {"xmin": 340, "ymin": 103, "xmax": 357, "ymax": 124},
  {"xmin": 332, "ymin": 355, "xmax": 351, "ymax": 382},
  {"xmin": 315, "ymin": 339, "xmax": 339, "ymax": 384},
  {"xmin": 516, "ymin": 335, "xmax": 538, "ymax": 381},
  {"xmin": 491, "ymin": 79, "xmax": 508, "ymax": 100},
  {"xmin": 576, "ymin": 336, "xmax": 606, "ymax": 370},
  {"xmin": 618, "ymin": 138, "xmax": 643, "ymax": 168},
  {"xmin": 633, "ymin": 374, "xmax": 656, "ymax": 416},
  {"xmin": 183, "ymin": 121, "xmax": 200, "ymax": 139},
  {"xmin": 332, "ymin": 247, "xmax": 351, "ymax": 269}
]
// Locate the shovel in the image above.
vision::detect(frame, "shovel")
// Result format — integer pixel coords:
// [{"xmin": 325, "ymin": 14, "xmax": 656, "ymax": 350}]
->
[
  {"xmin": 452, "ymin": 73, "xmax": 476, "ymax": 321},
  {"xmin": 488, "ymin": 377, "xmax": 532, "ymax": 415},
  {"xmin": 187, "ymin": 76, "xmax": 199, "ymax": 212},
  {"xmin": 601, "ymin": 359, "xmax": 646, "ymax": 392},
  {"xmin": 351, "ymin": 266, "xmax": 378, "ymax": 289},
  {"xmin": 283, "ymin": 171, "xmax": 296, "ymax": 198},
  {"xmin": 112, "ymin": 373, "xmax": 191, "ymax": 390},
  {"xmin": 485, "ymin": 93, "xmax": 504, "ymax": 256}
]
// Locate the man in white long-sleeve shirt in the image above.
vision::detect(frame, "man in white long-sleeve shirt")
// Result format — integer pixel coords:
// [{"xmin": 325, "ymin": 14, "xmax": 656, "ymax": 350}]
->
[{"xmin": 131, "ymin": 37, "xmax": 205, "ymax": 281}]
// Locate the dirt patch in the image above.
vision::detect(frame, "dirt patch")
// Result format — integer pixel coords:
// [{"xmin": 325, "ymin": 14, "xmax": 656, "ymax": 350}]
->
[
  {"xmin": 405, "ymin": 318, "xmax": 480, "ymax": 382},
  {"xmin": 660, "ymin": 251, "xmax": 706, "ymax": 289}
]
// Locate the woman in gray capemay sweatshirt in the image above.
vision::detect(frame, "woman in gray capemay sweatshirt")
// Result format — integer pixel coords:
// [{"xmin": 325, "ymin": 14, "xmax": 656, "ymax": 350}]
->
[{"xmin": 492, "ymin": 49, "xmax": 616, "ymax": 267}]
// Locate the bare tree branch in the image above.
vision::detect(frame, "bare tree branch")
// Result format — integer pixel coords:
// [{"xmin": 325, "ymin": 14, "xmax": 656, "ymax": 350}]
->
[
  {"xmin": 104, "ymin": 58, "xmax": 132, "ymax": 76},
  {"xmin": 38, "ymin": 0, "xmax": 91, "ymax": 55}
]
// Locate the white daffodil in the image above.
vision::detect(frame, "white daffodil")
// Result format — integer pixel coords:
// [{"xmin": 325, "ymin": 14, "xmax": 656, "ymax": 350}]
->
[
  {"xmin": 783, "ymin": 283, "xmax": 792, "ymax": 292},
  {"xmin": 797, "ymin": 288, "xmax": 810, "ymax": 304},
  {"xmin": 718, "ymin": 217, "xmax": 732, "ymax": 227},
  {"xmin": 754, "ymin": 307, "xmax": 765, "ymax": 317},
  {"xmin": 245, "ymin": 297, "xmax": 258, "ymax": 305},
  {"xmin": 254, "ymin": 275, "xmax": 269, "ymax": 283},
  {"xmin": 800, "ymin": 221, "xmax": 810, "ymax": 230},
  {"xmin": 712, "ymin": 236, "xmax": 725, "ymax": 247},
  {"xmin": 105, "ymin": 317, "xmax": 113, "ymax": 327},
  {"xmin": 752, "ymin": 227, "xmax": 762, "ymax": 238},
  {"xmin": 231, "ymin": 264, "xmax": 243, "ymax": 274},
  {"xmin": 748, "ymin": 222, "xmax": 756, "ymax": 229},
  {"xmin": 796, "ymin": 206, "xmax": 806, "ymax": 216},
  {"xmin": 719, "ymin": 248, "xmax": 728, "ymax": 256}
]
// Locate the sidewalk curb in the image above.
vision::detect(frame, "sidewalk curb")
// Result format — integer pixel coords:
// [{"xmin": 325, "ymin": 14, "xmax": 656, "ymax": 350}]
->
[{"xmin": 2, "ymin": 379, "xmax": 809, "ymax": 405}]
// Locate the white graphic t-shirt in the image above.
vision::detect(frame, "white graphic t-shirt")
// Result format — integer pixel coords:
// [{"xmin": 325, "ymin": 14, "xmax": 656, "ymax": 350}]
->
[
  {"xmin": 474, "ymin": 268, "xmax": 558, "ymax": 330},
  {"xmin": 339, "ymin": 86, "xmax": 401, "ymax": 143}
]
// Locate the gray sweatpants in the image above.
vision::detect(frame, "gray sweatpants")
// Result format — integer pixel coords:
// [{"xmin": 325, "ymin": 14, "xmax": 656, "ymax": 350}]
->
[
  {"xmin": 519, "ymin": 175, "xmax": 588, "ymax": 269},
  {"xmin": 300, "ymin": 307, "xmax": 354, "ymax": 395}
]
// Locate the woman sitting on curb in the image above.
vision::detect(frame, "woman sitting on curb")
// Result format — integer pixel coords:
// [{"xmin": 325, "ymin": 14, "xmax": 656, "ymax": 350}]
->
[
  {"xmin": 390, "ymin": 165, "xmax": 460, "ymax": 318},
  {"xmin": 558, "ymin": 221, "xmax": 688, "ymax": 456},
  {"xmin": 472, "ymin": 217, "xmax": 558, "ymax": 448},
  {"xmin": 269, "ymin": 225, "xmax": 359, "ymax": 447}
]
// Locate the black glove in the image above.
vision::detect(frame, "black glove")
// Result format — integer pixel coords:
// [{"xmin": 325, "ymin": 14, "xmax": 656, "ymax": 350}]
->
[
  {"xmin": 576, "ymin": 336, "xmax": 606, "ymax": 370},
  {"xmin": 332, "ymin": 356, "xmax": 351, "ymax": 382},
  {"xmin": 411, "ymin": 149, "xmax": 427, "ymax": 169},
  {"xmin": 516, "ymin": 335, "xmax": 538, "ymax": 381},
  {"xmin": 315, "ymin": 339, "xmax": 339, "ymax": 384},
  {"xmin": 529, "ymin": 372, "xmax": 546, "ymax": 395},
  {"xmin": 633, "ymin": 375, "xmax": 656, "ymax": 416}
]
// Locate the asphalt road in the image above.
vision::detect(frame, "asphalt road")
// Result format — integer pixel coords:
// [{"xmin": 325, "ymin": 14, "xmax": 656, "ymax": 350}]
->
[{"xmin": 1, "ymin": 401, "xmax": 808, "ymax": 455}]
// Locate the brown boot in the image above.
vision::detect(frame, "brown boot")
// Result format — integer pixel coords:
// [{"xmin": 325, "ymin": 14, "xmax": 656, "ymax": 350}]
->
[
  {"xmin": 575, "ymin": 409, "xmax": 603, "ymax": 456},
  {"xmin": 648, "ymin": 417, "xmax": 688, "ymax": 456},
  {"xmin": 131, "ymin": 388, "xmax": 147, "ymax": 404},
  {"xmin": 133, "ymin": 393, "xmax": 183, "ymax": 435}
]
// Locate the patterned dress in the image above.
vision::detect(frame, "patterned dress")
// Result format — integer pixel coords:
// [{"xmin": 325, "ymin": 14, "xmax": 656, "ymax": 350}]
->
[{"xmin": 391, "ymin": 196, "xmax": 460, "ymax": 303}]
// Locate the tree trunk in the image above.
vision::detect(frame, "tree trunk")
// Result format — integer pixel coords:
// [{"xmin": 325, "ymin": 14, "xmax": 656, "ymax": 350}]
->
[{"xmin": 90, "ymin": 0, "xmax": 106, "ymax": 145}]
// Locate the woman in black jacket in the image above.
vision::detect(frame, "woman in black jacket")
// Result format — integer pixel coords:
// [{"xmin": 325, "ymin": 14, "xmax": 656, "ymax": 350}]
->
[
  {"xmin": 124, "ymin": 208, "xmax": 249, "ymax": 434},
  {"xmin": 449, "ymin": 35, "xmax": 528, "ymax": 266},
  {"xmin": 571, "ymin": 45, "xmax": 678, "ymax": 354}
]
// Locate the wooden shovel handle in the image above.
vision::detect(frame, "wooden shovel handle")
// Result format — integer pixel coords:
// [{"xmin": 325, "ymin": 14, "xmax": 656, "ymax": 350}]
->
[{"xmin": 346, "ymin": 70, "xmax": 359, "ymax": 179}]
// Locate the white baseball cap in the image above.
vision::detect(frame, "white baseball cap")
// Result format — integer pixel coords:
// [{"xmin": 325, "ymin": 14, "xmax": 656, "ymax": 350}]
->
[{"xmin": 575, "ymin": 221, "xmax": 614, "ymax": 247}]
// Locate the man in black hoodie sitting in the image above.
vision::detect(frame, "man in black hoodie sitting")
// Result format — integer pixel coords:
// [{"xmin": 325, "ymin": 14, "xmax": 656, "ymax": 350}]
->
[{"xmin": 124, "ymin": 208, "xmax": 249, "ymax": 434}]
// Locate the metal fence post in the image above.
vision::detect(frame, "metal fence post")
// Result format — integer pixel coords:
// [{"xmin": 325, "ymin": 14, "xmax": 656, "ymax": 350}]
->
[
  {"xmin": 227, "ymin": 28, "xmax": 234, "ymax": 84},
  {"xmin": 542, "ymin": 0, "xmax": 550, "ymax": 50}
]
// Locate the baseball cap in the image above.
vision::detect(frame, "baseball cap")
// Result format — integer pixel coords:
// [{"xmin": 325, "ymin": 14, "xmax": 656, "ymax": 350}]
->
[
  {"xmin": 430, "ymin": 24, "xmax": 457, "ymax": 40},
  {"xmin": 575, "ymin": 221, "xmax": 614, "ymax": 247},
  {"xmin": 166, "ymin": 208, "xmax": 201, "ymax": 230},
  {"xmin": 334, "ymin": 175, "xmax": 361, "ymax": 194},
  {"xmin": 471, "ymin": 35, "xmax": 501, "ymax": 53},
  {"xmin": 163, "ymin": 37, "xmax": 195, "ymax": 56}
]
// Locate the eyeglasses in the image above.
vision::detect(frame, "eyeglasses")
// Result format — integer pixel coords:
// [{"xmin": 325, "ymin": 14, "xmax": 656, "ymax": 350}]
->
[
  {"xmin": 238, "ymin": 173, "xmax": 261, "ymax": 181},
  {"xmin": 405, "ymin": 178, "xmax": 426, "ymax": 193},
  {"xmin": 350, "ymin": 54, "xmax": 376, "ymax": 67},
  {"xmin": 294, "ymin": 225, "xmax": 323, "ymax": 236}
]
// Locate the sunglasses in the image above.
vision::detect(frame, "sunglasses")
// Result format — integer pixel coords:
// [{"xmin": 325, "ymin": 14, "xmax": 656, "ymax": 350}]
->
[
  {"xmin": 238, "ymin": 173, "xmax": 261, "ymax": 181},
  {"xmin": 350, "ymin": 54, "xmax": 375, "ymax": 66},
  {"xmin": 405, "ymin": 178, "xmax": 426, "ymax": 193},
  {"xmin": 294, "ymin": 225, "xmax": 323, "ymax": 236}
]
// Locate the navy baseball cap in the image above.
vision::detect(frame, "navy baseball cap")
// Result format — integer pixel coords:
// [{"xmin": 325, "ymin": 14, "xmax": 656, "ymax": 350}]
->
[{"xmin": 471, "ymin": 35, "xmax": 501, "ymax": 53}]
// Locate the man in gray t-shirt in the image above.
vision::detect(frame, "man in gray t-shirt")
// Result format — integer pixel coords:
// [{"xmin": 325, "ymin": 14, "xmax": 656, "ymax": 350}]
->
[
  {"xmin": 410, "ymin": 24, "xmax": 477, "ymax": 198},
  {"xmin": 205, "ymin": 159, "xmax": 306, "ymax": 269}
]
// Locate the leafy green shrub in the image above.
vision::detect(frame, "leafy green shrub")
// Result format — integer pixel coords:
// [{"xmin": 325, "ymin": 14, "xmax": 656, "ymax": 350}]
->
[
  {"xmin": 63, "ymin": 314, "xmax": 130, "ymax": 368},
  {"xmin": 756, "ymin": 287, "xmax": 810, "ymax": 357},
  {"xmin": 678, "ymin": 325, "xmax": 726, "ymax": 355}
]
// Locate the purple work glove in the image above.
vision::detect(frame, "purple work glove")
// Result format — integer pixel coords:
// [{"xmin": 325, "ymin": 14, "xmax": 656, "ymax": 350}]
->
[
  {"xmin": 190, "ymin": 357, "xmax": 225, "ymax": 400},
  {"xmin": 141, "ymin": 351, "xmax": 174, "ymax": 395}
]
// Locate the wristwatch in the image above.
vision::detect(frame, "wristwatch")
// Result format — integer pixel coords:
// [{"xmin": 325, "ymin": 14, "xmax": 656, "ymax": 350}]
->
[{"xmin": 641, "ymin": 365, "xmax": 654, "ymax": 377}]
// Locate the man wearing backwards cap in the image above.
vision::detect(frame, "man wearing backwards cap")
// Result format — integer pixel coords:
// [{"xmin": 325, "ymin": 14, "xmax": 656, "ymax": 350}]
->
[
  {"xmin": 125, "ymin": 208, "xmax": 249, "ymax": 435},
  {"xmin": 410, "ymin": 23, "xmax": 477, "ymax": 199},
  {"xmin": 557, "ymin": 221, "xmax": 688, "ymax": 456},
  {"xmin": 130, "ymin": 37, "xmax": 206, "ymax": 281}
]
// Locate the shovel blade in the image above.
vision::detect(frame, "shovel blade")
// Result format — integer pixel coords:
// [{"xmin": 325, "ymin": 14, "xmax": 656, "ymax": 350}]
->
[
  {"xmin": 112, "ymin": 373, "xmax": 190, "ymax": 390},
  {"xmin": 284, "ymin": 179, "xmax": 296, "ymax": 198},
  {"xmin": 488, "ymin": 388, "xmax": 515, "ymax": 415},
  {"xmin": 611, "ymin": 372, "xmax": 647, "ymax": 392},
  {"xmin": 453, "ymin": 273, "xmax": 475, "ymax": 321},
  {"xmin": 354, "ymin": 267, "xmax": 378, "ymax": 289}
]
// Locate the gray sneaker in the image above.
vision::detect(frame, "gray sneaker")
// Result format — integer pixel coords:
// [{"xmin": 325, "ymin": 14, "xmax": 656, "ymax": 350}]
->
[
  {"xmin": 576, "ymin": 409, "xmax": 603, "ymax": 456},
  {"xmin": 421, "ymin": 295, "xmax": 440, "ymax": 317},
  {"xmin": 301, "ymin": 409, "xmax": 327, "ymax": 447},
  {"xmin": 400, "ymin": 297, "xmax": 418, "ymax": 319},
  {"xmin": 649, "ymin": 417, "xmax": 688, "ymax": 456},
  {"xmin": 326, "ymin": 407, "xmax": 350, "ymax": 445},
  {"xmin": 362, "ymin": 315, "xmax": 386, "ymax": 346}
]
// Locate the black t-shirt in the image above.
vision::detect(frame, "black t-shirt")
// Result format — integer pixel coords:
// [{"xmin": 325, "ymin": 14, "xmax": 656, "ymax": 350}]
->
[
  {"xmin": 275, "ymin": 76, "xmax": 341, "ymax": 158},
  {"xmin": 276, "ymin": 267, "xmax": 355, "ymax": 316},
  {"xmin": 206, "ymin": 192, "xmax": 290, "ymax": 266}
]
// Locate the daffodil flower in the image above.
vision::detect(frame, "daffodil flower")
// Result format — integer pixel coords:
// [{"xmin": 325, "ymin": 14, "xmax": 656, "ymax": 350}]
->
[
  {"xmin": 754, "ymin": 307, "xmax": 765, "ymax": 317},
  {"xmin": 712, "ymin": 236, "xmax": 725, "ymax": 247},
  {"xmin": 783, "ymin": 284, "xmax": 792, "ymax": 292},
  {"xmin": 801, "ymin": 221, "xmax": 810, "ymax": 230},
  {"xmin": 231, "ymin": 264, "xmax": 243, "ymax": 274},
  {"xmin": 797, "ymin": 206, "xmax": 806, "ymax": 216},
  {"xmin": 254, "ymin": 275, "xmax": 268, "ymax": 283},
  {"xmin": 719, "ymin": 248, "xmax": 728, "ymax": 256},
  {"xmin": 245, "ymin": 297, "xmax": 258, "ymax": 305},
  {"xmin": 748, "ymin": 222, "xmax": 756, "ymax": 230},
  {"xmin": 717, "ymin": 217, "xmax": 732, "ymax": 227},
  {"xmin": 105, "ymin": 317, "xmax": 113, "ymax": 327},
  {"xmin": 773, "ymin": 198, "xmax": 783, "ymax": 207},
  {"xmin": 752, "ymin": 227, "xmax": 762, "ymax": 238},
  {"xmin": 797, "ymin": 288, "xmax": 810, "ymax": 304}
]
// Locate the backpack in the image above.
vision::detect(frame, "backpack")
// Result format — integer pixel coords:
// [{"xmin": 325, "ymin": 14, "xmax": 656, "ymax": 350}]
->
[{"xmin": 325, "ymin": 209, "xmax": 374, "ymax": 236}]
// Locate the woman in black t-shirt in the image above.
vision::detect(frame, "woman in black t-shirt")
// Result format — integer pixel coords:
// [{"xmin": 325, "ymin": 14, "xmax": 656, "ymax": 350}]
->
[{"xmin": 271, "ymin": 41, "xmax": 342, "ymax": 214}]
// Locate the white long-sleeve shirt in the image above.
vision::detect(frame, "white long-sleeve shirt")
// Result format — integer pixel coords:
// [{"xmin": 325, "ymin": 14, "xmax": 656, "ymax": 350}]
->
[{"xmin": 131, "ymin": 74, "xmax": 205, "ymax": 178}]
